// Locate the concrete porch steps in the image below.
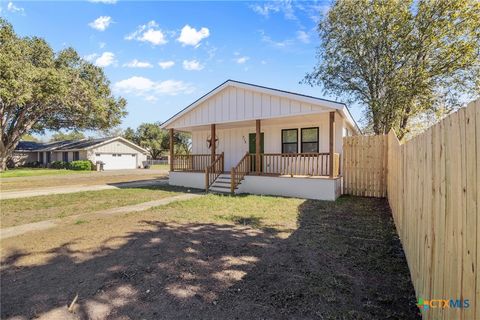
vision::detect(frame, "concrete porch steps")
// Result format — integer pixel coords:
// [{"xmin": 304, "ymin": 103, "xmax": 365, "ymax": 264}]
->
[{"xmin": 208, "ymin": 173, "xmax": 241, "ymax": 194}]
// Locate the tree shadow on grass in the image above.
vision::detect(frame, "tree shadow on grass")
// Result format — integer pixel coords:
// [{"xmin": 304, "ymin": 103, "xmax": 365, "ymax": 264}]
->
[{"xmin": 1, "ymin": 196, "xmax": 420, "ymax": 319}]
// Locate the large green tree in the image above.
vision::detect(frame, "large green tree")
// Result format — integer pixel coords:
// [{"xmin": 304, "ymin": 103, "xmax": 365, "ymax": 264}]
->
[
  {"xmin": 304, "ymin": 0, "xmax": 480, "ymax": 139},
  {"xmin": 0, "ymin": 19, "xmax": 126, "ymax": 170},
  {"xmin": 123, "ymin": 122, "xmax": 191, "ymax": 159}
]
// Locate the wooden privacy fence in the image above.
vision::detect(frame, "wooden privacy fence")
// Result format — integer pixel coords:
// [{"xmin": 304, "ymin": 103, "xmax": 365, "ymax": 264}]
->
[
  {"xmin": 343, "ymin": 100, "xmax": 479, "ymax": 319},
  {"xmin": 343, "ymin": 135, "xmax": 387, "ymax": 197},
  {"xmin": 387, "ymin": 100, "xmax": 479, "ymax": 320}
]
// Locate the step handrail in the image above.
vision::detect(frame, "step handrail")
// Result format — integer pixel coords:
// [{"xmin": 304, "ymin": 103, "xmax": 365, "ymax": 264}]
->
[
  {"xmin": 205, "ymin": 152, "xmax": 224, "ymax": 191},
  {"xmin": 230, "ymin": 152, "xmax": 251, "ymax": 193}
]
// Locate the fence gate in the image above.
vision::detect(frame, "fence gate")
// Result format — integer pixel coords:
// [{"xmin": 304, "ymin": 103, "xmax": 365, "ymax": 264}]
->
[{"xmin": 343, "ymin": 135, "xmax": 387, "ymax": 197}]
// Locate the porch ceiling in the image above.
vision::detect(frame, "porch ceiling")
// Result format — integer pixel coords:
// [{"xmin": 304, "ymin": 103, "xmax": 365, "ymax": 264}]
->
[{"xmin": 171, "ymin": 111, "xmax": 332, "ymax": 132}]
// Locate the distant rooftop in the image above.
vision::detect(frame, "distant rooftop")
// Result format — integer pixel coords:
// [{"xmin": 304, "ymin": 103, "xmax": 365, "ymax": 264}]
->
[{"xmin": 16, "ymin": 137, "xmax": 112, "ymax": 152}]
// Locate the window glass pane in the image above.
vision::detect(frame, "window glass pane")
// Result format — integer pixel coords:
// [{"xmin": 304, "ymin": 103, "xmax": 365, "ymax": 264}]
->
[
  {"xmin": 302, "ymin": 128, "xmax": 318, "ymax": 142},
  {"xmin": 302, "ymin": 142, "xmax": 318, "ymax": 153},
  {"xmin": 282, "ymin": 129, "xmax": 297, "ymax": 143},
  {"xmin": 283, "ymin": 143, "xmax": 297, "ymax": 153}
]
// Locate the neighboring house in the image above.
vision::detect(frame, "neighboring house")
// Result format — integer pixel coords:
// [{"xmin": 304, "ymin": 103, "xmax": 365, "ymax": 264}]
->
[
  {"xmin": 14, "ymin": 136, "xmax": 149, "ymax": 170},
  {"xmin": 161, "ymin": 80, "xmax": 360, "ymax": 200}
]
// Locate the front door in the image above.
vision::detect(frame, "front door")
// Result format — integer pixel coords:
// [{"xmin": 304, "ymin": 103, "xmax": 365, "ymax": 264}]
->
[{"xmin": 248, "ymin": 133, "xmax": 264, "ymax": 172}]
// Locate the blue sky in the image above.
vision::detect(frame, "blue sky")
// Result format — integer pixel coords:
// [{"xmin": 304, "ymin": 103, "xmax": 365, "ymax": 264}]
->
[{"xmin": 1, "ymin": 0, "xmax": 362, "ymax": 133}]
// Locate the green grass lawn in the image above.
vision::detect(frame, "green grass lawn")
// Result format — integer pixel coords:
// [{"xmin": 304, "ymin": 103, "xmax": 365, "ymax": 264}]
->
[
  {"xmin": 0, "ymin": 185, "xmax": 185, "ymax": 228},
  {"xmin": 0, "ymin": 168, "xmax": 90, "ymax": 178},
  {"xmin": 150, "ymin": 164, "xmax": 169, "ymax": 170},
  {"xmin": 145, "ymin": 194, "xmax": 304, "ymax": 234}
]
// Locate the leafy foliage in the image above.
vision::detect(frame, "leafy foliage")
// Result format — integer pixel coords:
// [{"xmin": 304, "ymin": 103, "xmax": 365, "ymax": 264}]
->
[
  {"xmin": 51, "ymin": 131, "xmax": 85, "ymax": 142},
  {"xmin": 304, "ymin": 0, "xmax": 480, "ymax": 139},
  {"xmin": 0, "ymin": 19, "xmax": 126, "ymax": 169},
  {"xmin": 50, "ymin": 161, "xmax": 68, "ymax": 169},
  {"xmin": 68, "ymin": 160, "xmax": 94, "ymax": 171},
  {"xmin": 123, "ymin": 122, "xmax": 191, "ymax": 159}
]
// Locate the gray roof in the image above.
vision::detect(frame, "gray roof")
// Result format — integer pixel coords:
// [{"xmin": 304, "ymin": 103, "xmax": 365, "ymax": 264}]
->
[
  {"xmin": 16, "ymin": 137, "xmax": 112, "ymax": 152},
  {"xmin": 16, "ymin": 141, "xmax": 46, "ymax": 151},
  {"xmin": 56, "ymin": 137, "xmax": 111, "ymax": 150}
]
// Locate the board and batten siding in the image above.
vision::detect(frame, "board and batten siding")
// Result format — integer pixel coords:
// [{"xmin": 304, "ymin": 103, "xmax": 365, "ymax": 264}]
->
[
  {"xmin": 169, "ymin": 86, "xmax": 333, "ymax": 129},
  {"xmin": 192, "ymin": 113, "xmax": 345, "ymax": 169}
]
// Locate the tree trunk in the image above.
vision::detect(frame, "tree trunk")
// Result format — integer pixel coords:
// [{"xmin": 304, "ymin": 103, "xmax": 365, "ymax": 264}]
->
[
  {"xmin": 0, "ymin": 138, "xmax": 21, "ymax": 171},
  {"xmin": 0, "ymin": 148, "xmax": 9, "ymax": 171}
]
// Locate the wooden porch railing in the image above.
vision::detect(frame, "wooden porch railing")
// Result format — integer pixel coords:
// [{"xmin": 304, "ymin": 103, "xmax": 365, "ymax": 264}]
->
[
  {"xmin": 205, "ymin": 152, "xmax": 224, "ymax": 191},
  {"xmin": 230, "ymin": 152, "xmax": 250, "ymax": 193},
  {"xmin": 257, "ymin": 152, "xmax": 340, "ymax": 176},
  {"xmin": 172, "ymin": 154, "xmax": 219, "ymax": 171}
]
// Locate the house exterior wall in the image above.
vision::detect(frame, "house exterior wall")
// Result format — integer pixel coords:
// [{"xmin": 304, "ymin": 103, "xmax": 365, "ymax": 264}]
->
[
  {"xmin": 88, "ymin": 141, "xmax": 147, "ymax": 168},
  {"xmin": 235, "ymin": 175, "xmax": 342, "ymax": 201},
  {"xmin": 169, "ymin": 86, "xmax": 331, "ymax": 129},
  {"xmin": 191, "ymin": 113, "xmax": 345, "ymax": 170},
  {"xmin": 169, "ymin": 171, "xmax": 205, "ymax": 189}
]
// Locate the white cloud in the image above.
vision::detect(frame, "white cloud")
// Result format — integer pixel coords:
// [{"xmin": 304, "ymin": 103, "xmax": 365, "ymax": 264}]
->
[
  {"xmin": 88, "ymin": 16, "xmax": 112, "ymax": 31},
  {"xmin": 113, "ymin": 76, "xmax": 195, "ymax": 101},
  {"xmin": 88, "ymin": 0, "xmax": 117, "ymax": 4},
  {"xmin": 235, "ymin": 56, "xmax": 249, "ymax": 64},
  {"xmin": 114, "ymin": 76, "xmax": 154, "ymax": 92},
  {"xmin": 84, "ymin": 53, "xmax": 98, "ymax": 62},
  {"xmin": 177, "ymin": 25, "xmax": 210, "ymax": 47},
  {"xmin": 7, "ymin": 1, "xmax": 24, "ymax": 14},
  {"xmin": 95, "ymin": 52, "xmax": 116, "ymax": 67},
  {"xmin": 250, "ymin": 3, "xmax": 279, "ymax": 17},
  {"xmin": 158, "ymin": 61, "xmax": 175, "ymax": 69},
  {"xmin": 99, "ymin": 42, "xmax": 106, "ymax": 49},
  {"xmin": 123, "ymin": 59, "xmax": 153, "ymax": 68},
  {"xmin": 260, "ymin": 31, "xmax": 294, "ymax": 48},
  {"xmin": 296, "ymin": 30, "xmax": 310, "ymax": 43},
  {"xmin": 250, "ymin": 2, "xmax": 296, "ymax": 20},
  {"xmin": 182, "ymin": 60, "xmax": 204, "ymax": 71},
  {"xmin": 125, "ymin": 21, "xmax": 167, "ymax": 46}
]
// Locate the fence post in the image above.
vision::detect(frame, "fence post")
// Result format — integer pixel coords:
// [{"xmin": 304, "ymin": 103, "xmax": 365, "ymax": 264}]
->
[
  {"xmin": 230, "ymin": 168, "xmax": 235, "ymax": 194},
  {"xmin": 205, "ymin": 167, "xmax": 209, "ymax": 192}
]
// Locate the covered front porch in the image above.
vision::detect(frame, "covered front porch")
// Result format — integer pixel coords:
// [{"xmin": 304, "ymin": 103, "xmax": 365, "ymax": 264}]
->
[{"xmin": 167, "ymin": 112, "xmax": 342, "ymax": 200}]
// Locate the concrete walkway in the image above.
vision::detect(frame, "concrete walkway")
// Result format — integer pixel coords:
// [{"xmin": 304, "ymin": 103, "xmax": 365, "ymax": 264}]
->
[
  {"xmin": 0, "ymin": 193, "xmax": 201, "ymax": 240},
  {"xmin": 0, "ymin": 179, "xmax": 168, "ymax": 200}
]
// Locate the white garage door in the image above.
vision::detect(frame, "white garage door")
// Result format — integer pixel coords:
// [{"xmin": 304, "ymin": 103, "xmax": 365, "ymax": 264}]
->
[{"xmin": 97, "ymin": 153, "xmax": 137, "ymax": 170}]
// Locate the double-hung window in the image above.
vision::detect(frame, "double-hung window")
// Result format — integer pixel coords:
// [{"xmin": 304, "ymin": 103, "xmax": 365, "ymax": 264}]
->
[
  {"xmin": 301, "ymin": 127, "xmax": 319, "ymax": 153},
  {"xmin": 281, "ymin": 129, "xmax": 298, "ymax": 153}
]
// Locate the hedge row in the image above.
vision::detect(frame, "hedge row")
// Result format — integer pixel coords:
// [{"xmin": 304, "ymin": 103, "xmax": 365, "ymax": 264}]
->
[{"xmin": 24, "ymin": 160, "xmax": 96, "ymax": 171}]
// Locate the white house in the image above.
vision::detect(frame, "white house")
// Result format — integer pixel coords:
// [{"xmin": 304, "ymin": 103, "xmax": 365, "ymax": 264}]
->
[
  {"xmin": 161, "ymin": 80, "xmax": 360, "ymax": 200},
  {"xmin": 14, "ymin": 136, "xmax": 149, "ymax": 170}
]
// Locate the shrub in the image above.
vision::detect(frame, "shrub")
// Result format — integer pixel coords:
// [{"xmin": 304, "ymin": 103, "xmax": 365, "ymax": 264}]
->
[
  {"xmin": 23, "ymin": 161, "xmax": 41, "ymax": 168},
  {"xmin": 50, "ymin": 161, "xmax": 68, "ymax": 169},
  {"xmin": 68, "ymin": 160, "xmax": 94, "ymax": 171}
]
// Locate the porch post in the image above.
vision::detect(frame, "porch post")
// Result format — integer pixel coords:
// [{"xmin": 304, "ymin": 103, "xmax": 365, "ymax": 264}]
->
[
  {"xmin": 211, "ymin": 123, "xmax": 216, "ymax": 163},
  {"xmin": 169, "ymin": 128, "xmax": 174, "ymax": 172},
  {"xmin": 329, "ymin": 111, "xmax": 335, "ymax": 177},
  {"xmin": 256, "ymin": 119, "xmax": 261, "ymax": 175}
]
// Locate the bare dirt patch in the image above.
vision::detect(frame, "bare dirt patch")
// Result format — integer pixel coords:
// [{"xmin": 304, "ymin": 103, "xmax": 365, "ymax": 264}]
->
[{"xmin": 0, "ymin": 196, "xmax": 419, "ymax": 319}]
